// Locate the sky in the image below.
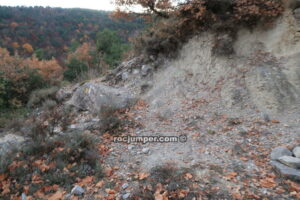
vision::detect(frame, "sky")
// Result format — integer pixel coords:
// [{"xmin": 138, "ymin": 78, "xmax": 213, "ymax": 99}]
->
[{"xmin": 0, "ymin": 0, "xmax": 117, "ymax": 11}]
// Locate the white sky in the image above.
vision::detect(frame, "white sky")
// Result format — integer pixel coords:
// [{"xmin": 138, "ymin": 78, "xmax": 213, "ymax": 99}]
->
[{"xmin": 0, "ymin": 0, "xmax": 117, "ymax": 11}]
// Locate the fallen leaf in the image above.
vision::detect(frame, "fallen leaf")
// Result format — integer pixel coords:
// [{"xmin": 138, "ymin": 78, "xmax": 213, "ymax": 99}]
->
[
  {"xmin": 79, "ymin": 176, "xmax": 94, "ymax": 185},
  {"xmin": 48, "ymin": 191, "xmax": 64, "ymax": 200},
  {"xmin": 105, "ymin": 188, "xmax": 116, "ymax": 194},
  {"xmin": 224, "ymin": 172, "xmax": 238, "ymax": 180},
  {"xmin": 138, "ymin": 172, "xmax": 150, "ymax": 180},
  {"xmin": 104, "ymin": 167, "xmax": 114, "ymax": 177},
  {"xmin": 184, "ymin": 173, "xmax": 193, "ymax": 180},
  {"xmin": 96, "ymin": 180, "xmax": 104, "ymax": 188},
  {"xmin": 260, "ymin": 177, "xmax": 276, "ymax": 188},
  {"xmin": 0, "ymin": 174, "xmax": 7, "ymax": 181},
  {"xmin": 271, "ymin": 120, "xmax": 280, "ymax": 124}
]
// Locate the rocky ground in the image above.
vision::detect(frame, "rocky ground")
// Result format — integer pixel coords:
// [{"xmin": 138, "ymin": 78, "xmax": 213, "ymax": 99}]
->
[{"xmin": 1, "ymin": 5, "xmax": 300, "ymax": 200}]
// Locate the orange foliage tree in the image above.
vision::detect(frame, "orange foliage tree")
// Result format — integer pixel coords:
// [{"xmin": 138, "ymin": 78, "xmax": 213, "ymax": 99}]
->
[
  {"xmin": 22, "ymin": 43, "xmax": 34, "ymax": 53},
  {"xmin": 0, "ymin": 47, "xmax": 63, "ymax": 107},
  {"xmin": 25, "ymin": 56, "xmax": 63, "ymax": 84}
]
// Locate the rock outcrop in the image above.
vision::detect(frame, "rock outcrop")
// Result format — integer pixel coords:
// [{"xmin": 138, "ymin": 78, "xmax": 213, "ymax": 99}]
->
[{"xmin": 66, "ymin": 82, "xmax": 136, "ymax": 115}]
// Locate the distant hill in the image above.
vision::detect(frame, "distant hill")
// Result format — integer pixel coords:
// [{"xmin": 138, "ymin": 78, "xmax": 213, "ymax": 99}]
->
[{"xmin": 0, "ymin": 6, "xmax": 144, "ymax": 59}]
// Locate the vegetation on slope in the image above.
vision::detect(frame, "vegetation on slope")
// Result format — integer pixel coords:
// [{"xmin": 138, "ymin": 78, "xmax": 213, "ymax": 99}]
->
[{"xmin": 0, "ymin": 6, "xmax": 144, "ymax": 59}]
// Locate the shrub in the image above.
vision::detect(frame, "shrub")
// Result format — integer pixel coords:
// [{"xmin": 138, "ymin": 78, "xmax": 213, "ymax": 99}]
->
[
  {"xmin": 0, "ymin": 47, "xmax": 63, "ymax": 108},
  {"xmin": 63, "ymin": 58, "xmax": 89, "ymax": 81},
  {"xmin": 132, "ymin": 0, "xmax": 284, "ymax": 57},
  {"xmin": 27, "ymin": 86, "xmax": 59, "ymax": 108},
  {"xmin": 0, "ymin": 131, "xmax": 102, "ymax": 197},
  {"xmin": 96, "ymin": 29, "xmax": 130, "ymax": 68}
]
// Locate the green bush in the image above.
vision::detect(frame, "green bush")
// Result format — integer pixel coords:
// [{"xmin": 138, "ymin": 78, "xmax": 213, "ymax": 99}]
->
[
  {"xmin": 96, "ymin": 29, "xmax": 129, "ymax": 68},
  {"xmin": 63, "ymin": 58, "xmax": 88, "ymax": 81}
]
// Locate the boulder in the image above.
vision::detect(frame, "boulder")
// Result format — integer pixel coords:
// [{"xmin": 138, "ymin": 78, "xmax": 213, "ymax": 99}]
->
[
  {"xmin": 293, "ymin": 146, "xmax": 300, "ymax": 158},
  {"xmin": 0, "ymin": 133, "xmax": 26, "ymax": 157},
  {"xmin": 270, "ymin": 147, "xmax": 292, "ymax": 160},
  {"xmin": 56, "ymin": 83, "xmax": 79, "ymax": 102},
  {"xmin": 278, "ymin": 156, "xmax": 300, "ymax": 169},
  {"xmin": 66, "ymin": 82, "xmax": 136, "ymax": 115},
  {"xmin": 271, "ymin": 160, "xmax": 300, "ymax": 181}
]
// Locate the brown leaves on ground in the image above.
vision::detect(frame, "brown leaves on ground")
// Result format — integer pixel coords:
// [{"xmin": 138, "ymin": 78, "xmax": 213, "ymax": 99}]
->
[
  {"xmin": 138, "ymin": 172, "xmax": 150, "ymax": 180},
  {"xmin": 184, "ymin": 173, "xmax": 193, "ymax": 180},
  {"xmin": 78, "ymin": 176, "xmax": 94, "ymax": 186},
  {"xmin": 224, "ymin": 172, "xmax": 238, "ymax": 181},
  {"xmin": 48, "ymin": 190, "xmax": 64, "ymax": 200},
  {"xmin": 134, "ymin": 100, "xmax": 148, "ymax": 110},
  {"xmin": 154, "ymin": 183, "xmax": 169, "ymax": 200},
  {"xmin": 259, "ymin": 176, "xmax": 276, "ymax": 188}
]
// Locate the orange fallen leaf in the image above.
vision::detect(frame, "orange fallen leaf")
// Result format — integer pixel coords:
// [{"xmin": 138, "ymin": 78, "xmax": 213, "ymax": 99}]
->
[
  {"xmin": 0, "ymin": 174, "xmax": 7, "ymax": 181},
  {"xmin": 232, "ymin": 191, "xmax": 243, "ymax": 200},
  {"xmin": 139, "ymin": 172, "xmax": 150, "ymax": 180},
  {"xmin": 48, "ymin": 191, "xmax": 64, "ymax": 200},
  {"xmin": 224, "ymin": 172, "xmax": 238, "ymax": 180},
  {"xmin": 105, "ymin": 188, "xmax": 116, "ymax": 194},
  {"xmin": 79, "ymin": 176, "xmax": 94, "ymax": 185},
  {"xmin": 260, "ymin": 177, "xmax": 276, "ymax": 188},
  {"xmin": 96, "ymin": 180, "xmax": 104, "ymax": 188},
  {"xmin": 271, "ymin": 120, "xmax": 280, "ymax": 124},
  {"xmin": 184, "ymin": 173, "xmax": 193, "ymax": 180},
  {"xmin": 104, "ymin": 167, "xmax": 114, "ymax": 177}
]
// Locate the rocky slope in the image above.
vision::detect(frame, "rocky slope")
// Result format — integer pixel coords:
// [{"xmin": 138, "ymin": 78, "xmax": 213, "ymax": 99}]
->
[{"xmin": 1, "ymin": 3, "xmax": 300, "ymax": 200}]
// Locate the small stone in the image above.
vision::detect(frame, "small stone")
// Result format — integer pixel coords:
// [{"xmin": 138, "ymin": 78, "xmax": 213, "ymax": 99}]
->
[
  {"xmin": 122, "ymin": 192, "xmax": 130, "ymax": 199},
  {"xmin": 122, "ymin": 72, "xmax": 130, "ymax": 80},
  {"xmin": 278, "ymin": 156, "xmax": 300, "ymax": 169},
  {"xmin": 262, "ymin": 113, "xmax": 270, "ymax": 122},
  {"xmin": 293, "ymin": 146, "xmax": 300, "ymax": 158},
  {"xmin": 270, "ymin": 147, "xmax": 292, "ymax": 160},
  {"xmin": 21, "ymin": 193, "xmax": 27, "ymax": 200},
  {"xmin": 121, "ymin": 183, "xmax": 129, "ymax": 190},
  {"xmin": 132, "ymin": 69, "xmax": 140, "ymax": 75},
  {"xmin": 71, "ymin": 185, "xmax": 85, "ymax": 196},
  {"xmin": 141, "ymin": 65, "xmax": 152, "ymax": 76},
  {"xmin": 128, "ymin": 145, "xmax": 134, "ymax": 150},
  {"xmin": 271, "ymin": 160, "xmax": 300, "ymax": 181},
  {"xmin": 142, "ymin": 148, "xmax": 150, "ymax": 154}
]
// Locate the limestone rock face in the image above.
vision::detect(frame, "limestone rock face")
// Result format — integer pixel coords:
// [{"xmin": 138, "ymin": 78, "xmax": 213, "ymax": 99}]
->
[{"xmin": 66, "ymin": 82, "xmax": 136, "ymax": 115}]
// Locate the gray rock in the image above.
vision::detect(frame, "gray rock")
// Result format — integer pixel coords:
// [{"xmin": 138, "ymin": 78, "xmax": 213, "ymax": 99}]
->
[
  {"xmin": 122, "ymin": 192, "xmax": 130, "ymax": 199},
  {"xmin": 141, "ymin": 65, "xmax": 152, "ymax": 76},
  {"xmin": 142, "ymin": 148, "xmax": 150, "ymax": 154},
  {"xmin": 270, "ymin": 146, "xmax": 292, "ymax": 160},
  {"xmin": 294, "ymin": 8, "xmax": 300, "ymax": 19},
  {"xmin": 271, "ymin": 160, "xmax": 300, "ymax": 181},
  {"xmin": 278, "ymin": 156, "xmax": 300, "ymax": 169},
  {"xmin": 132, "ymin": 69, "xmax": 140, "ymax": 75},
  {"xmin": 122, "ymin": 72, "xmax": 130, "ymax": 80},
  {"xmin": 66, "ymin": 82, "xmax": 136, "ymax": 115},
  {"xmin": 71, "ymin": 185, "xmax": 85, "ymax": 196},
  {"xmin": 293, "ymin": 146, "xmax": 300, "ymax": 158},
  {"xmin": 21, "ymin": 193, "xmax": 27, "ymax": 200},
  {"xmin": 121, "ymin": 183, "xmax": 129, "ymax": 190},
  {"xmin": 261, "ymin": 113, "xmax": 270, "ymax": 122},
  {"xmin": 0, "ymin": 134, "xmax": 26, "ymax": 157},
  {"xmin": 128, "ymin": 145, "xmax": 135, "ymax": 150},
  {"xmin": 56, "ymin": 84, "xmax": 79, "ymax": 102}
]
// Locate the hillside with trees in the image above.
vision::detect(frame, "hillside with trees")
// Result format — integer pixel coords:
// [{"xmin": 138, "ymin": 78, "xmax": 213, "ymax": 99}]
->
[{"xmin": 0, "ymin": 6, "xmax": 144, "ymax": 59}]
